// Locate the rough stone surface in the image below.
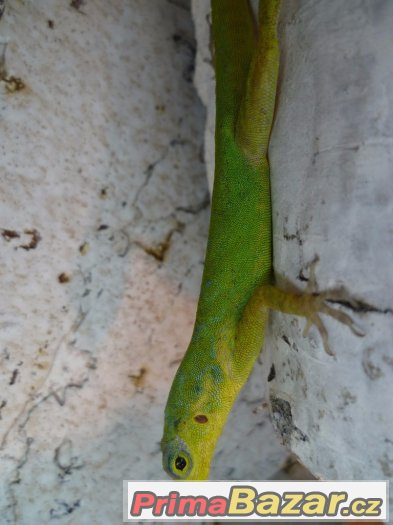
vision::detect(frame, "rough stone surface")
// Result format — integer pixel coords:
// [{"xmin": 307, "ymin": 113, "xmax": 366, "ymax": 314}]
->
[{"xmin": 269, "ymin": 0, "xmax": 393, "ymax": 488}]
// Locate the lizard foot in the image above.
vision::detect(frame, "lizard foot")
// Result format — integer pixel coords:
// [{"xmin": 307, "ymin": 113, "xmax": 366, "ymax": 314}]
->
[
  {"xmin": 297, "ymin": 257, "xmax": 365, "ymax": 355},
  {"xmin": 256, "ymin": 257, "xmax": 365, "ymax": 356}
]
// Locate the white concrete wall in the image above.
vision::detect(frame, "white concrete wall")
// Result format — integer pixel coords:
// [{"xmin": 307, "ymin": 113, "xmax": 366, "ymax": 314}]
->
[{"xmin": 270, "ymin": 0, "xmax": 393, "ymax": 485}]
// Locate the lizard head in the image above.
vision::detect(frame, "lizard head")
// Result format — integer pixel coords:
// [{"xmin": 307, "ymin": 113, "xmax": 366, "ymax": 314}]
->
[
  {"xmin": 161, "ymin": 351, "xmax": 234, "ymax": 480},
  {"xmin": 161, "ymin": 412, "xmax": 216, "ymax": 480}
]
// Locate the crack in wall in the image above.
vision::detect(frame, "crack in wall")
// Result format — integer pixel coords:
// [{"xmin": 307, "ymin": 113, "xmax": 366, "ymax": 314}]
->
[
  {"xmin": 175, "ymin": 191, "xmax": 210, "ymax": 214},
  {"xmin": 53, "ymin": 438, "xmax": 85, "ymax": 480},
  {"xmin": 4, "ymin": 435, "xmax": 33, "ymax": 524},
  {"xmin": 327, "ymin": 298, "xmax": 393, "ymax": 316},
  {"xmin": 0, "ymin": 303, "xmax": 96, "ymax": 523},
  {"xmin": 95, "ymin": 135, "xmax": 208, "ymax": 265},
  {"xmin": 3, "ymin": 377, "xmax": 90, "ymax": 524},
  {"xmin": 133, "ymin": 221, "xmax": 185, "ymax": 262},
  {"xmin": 131, "ymin": 137, "xmax": 189, "ymax": 213}
]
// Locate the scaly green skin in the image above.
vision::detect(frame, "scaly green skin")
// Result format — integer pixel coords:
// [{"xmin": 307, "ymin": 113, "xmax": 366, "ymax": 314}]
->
[{"xmin": 161, "ymin": 0, "xmax": 281, "ymax": 480}]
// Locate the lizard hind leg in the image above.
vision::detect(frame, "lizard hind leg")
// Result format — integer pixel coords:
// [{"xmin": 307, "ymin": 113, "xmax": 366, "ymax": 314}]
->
[{"xmin": 247, "ymin": 260, "xmax": 365, "ymax": 357}]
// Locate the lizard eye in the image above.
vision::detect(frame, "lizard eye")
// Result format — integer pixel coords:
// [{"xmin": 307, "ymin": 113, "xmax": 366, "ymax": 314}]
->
[
  {"xmin": 175, "ymin": 455, "xmax": 187, "ymax": 471},
  {"xmin": 162, "ymin": 438, "xmax": 193, "ymax": 479},
  {"xmin": 166, "ymin": 448, "xmax": 193, "ymax": 479}
]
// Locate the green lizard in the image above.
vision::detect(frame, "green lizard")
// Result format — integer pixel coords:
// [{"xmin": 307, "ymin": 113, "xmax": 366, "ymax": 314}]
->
[{"xmin": 161, "ymin": 0, "xmax": 360, "ymax": 480}]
